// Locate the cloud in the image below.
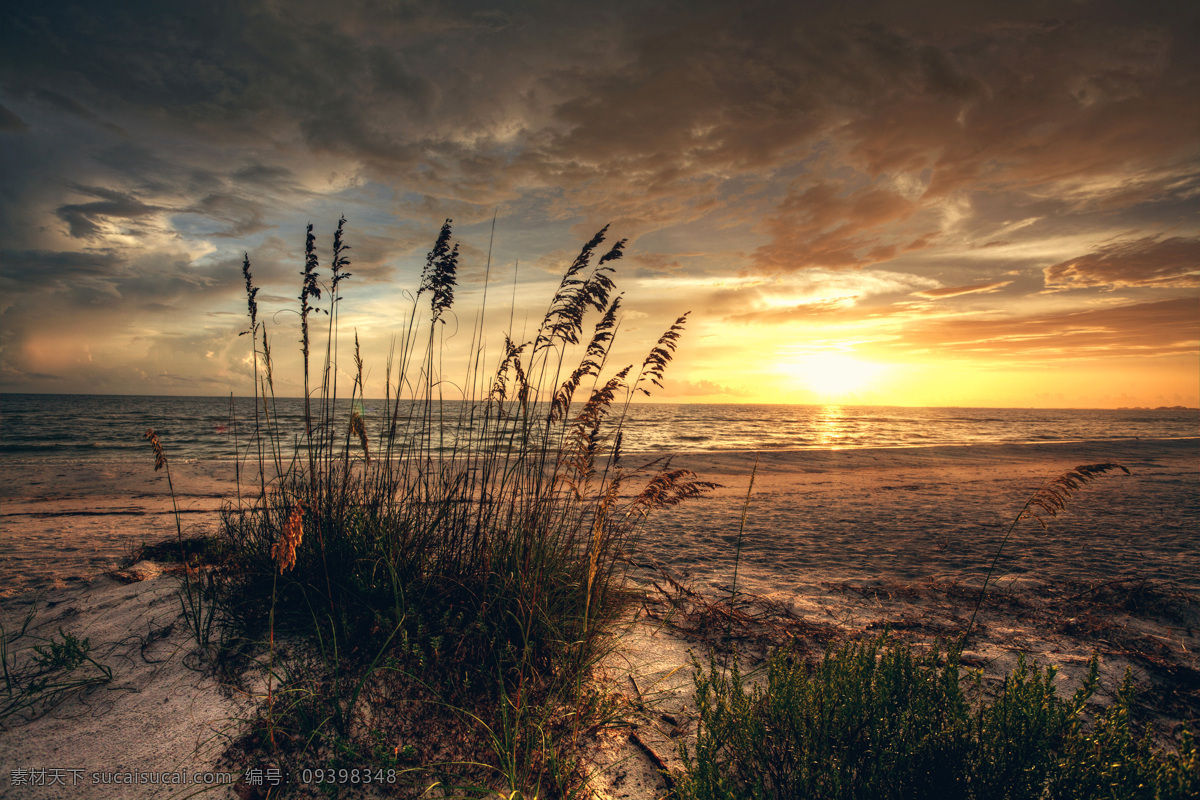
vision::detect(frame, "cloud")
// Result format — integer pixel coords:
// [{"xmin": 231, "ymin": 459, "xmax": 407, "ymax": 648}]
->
[
  {"xmin": 0, "ymin": 102, "xmax": 28, "ymax": 132},
  {"xmin": 232, "ymin": 164, "xmax": 301, "ymax": 189},
  {"xmin": 32, "ymin": 89, "xmax": 126, "ymax": 135},
  {"xmin": 1044, "ymin": 236, "xmax": 1200, "ymax": 290},
  {"xmin": 0, "ymin": 249, "xmax": 123, "ymax": 290},
  {"xmin": 658, "ymin": 377, "xmax": 751, "ymax": 399},
  {"xmin": 5, "ymin": 0, "xmax": 1197, "ymax": 233},
  {"xmin": 848, "ymin": 12, "xmax": 1199, "ymax": 205},
  {"xmin": 55, "ymin": 186, "xmax": 165, "ymax": 239},
  {"xmin": 186, "ymin": 193, "xmax": 271, "ymax": 238},
  {"xmin": 726, "ymin": 297, "xmax": 858, "ymax": 323},
  {"xmin": 720, "ymin": 268, "xmax": 939, "ymax": 323},
  {"xmin": 751, "ymin": 183, "xmax": 921, "ymax": 272},
  {"xmin": 0, "ymin": 1, "xmax": 1196, "ymax": 397},
  {"xmin": 916, "ymin": 280, "xmax": 1012, "ymax": 298},
  {"xmin": 892, "ymin": 297, "xmax": 1199, "ymax": 359}
]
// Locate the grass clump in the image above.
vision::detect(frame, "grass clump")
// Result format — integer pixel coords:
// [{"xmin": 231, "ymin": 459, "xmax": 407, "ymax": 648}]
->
[
  {"xmin": 1, "ymin": 611, "xmax": 113, "ymax": 725},
  {"xmin": 179, "ymin": 217, "xmax": 713, "ymax": 795},
  {"xmin": 677, "ymin": 635, "xmax": 1197, "ymax": 800}
]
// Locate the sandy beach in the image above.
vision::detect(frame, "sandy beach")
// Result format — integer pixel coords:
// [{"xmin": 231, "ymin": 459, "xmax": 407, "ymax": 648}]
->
[{"xmin": 1, "ymin": 438, "xmax": 1197, "ymax": 797}]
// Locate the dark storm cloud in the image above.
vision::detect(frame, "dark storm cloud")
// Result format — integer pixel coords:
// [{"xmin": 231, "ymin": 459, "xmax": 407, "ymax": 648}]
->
[
  {"xmin": 0, "ymin": 102, "xmax": 27, "ymax": 132},
  {"xmin": 0, "ymin": 248, "xmax": 122, "ymax": 282},
  {"xmin": 535, "ymin": 7, "xmax": 987, "ymax": 181},
  {"xmin": 4, "ymin": 0, "xmax": 1196, "ymax": 225},
  {"xmin": 55, "ymin": 186, "xmax": 164, "ymax": 239},
  {"xmin": 232, "ymin": 164, "xmax": 301, "ymax": 189},
  {"xmin": 1044, "ymin": 236, "xmax": 1200, "ymax": 290},
  {"xmin": 520, "ymin": 1, "xmax": 1197, "ymax": 231},
  {"xmin": 31, "ymin": 89, "xmax": 126, "ymax": 135},
  {"xmin": 187, "ymin": 193, "xmax": 271, "ymax": 238}
]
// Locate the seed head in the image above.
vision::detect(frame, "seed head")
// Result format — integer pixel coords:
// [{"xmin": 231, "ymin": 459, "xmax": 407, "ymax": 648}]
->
[
  {"xmin": 144, "ymin": 429, "xmax": 166, "ymax": 472},
  {"xmin": 272, "ymin": 505, "xmax": 304, "ymax": 574}
]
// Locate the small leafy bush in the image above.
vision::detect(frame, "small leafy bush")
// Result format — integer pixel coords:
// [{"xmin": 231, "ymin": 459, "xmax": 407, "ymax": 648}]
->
[
  {"xmin": 2, "ymin": 621, "xmax": 112, "ymax": 725},
  {"xmin": 677, "ymin": 635, "xmax": 1197, "ymax": 800}
]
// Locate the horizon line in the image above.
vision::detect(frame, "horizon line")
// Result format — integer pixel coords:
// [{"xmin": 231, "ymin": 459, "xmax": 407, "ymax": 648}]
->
[{"xmin": 1, "ymin": 390, "xmax": 1196, "ymax": 412}]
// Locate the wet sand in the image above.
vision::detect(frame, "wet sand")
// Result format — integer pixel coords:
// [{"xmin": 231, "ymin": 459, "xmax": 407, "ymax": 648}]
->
[
  {"xmin": 0, "ymin": 460, "xmax": 241, "ymax": 599},
  {"xmin": 3, "ymin": 438, "xmax": 1195, "ymax": 600},
  {"xmin": 635, "ymin": 437, "xmax": 1199, "ymax": 596}
]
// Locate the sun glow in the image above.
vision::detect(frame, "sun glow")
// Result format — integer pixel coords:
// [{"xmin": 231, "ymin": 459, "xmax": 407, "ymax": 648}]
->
[{"xmin": 786, "ymin": 352, "xmax": 886, "ymax": 399}]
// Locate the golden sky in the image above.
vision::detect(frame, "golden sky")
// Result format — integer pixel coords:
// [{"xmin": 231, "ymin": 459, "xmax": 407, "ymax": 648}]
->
[{"xmin": 1, "ymin": 0, "xmax": 1197, "ymax": 407}]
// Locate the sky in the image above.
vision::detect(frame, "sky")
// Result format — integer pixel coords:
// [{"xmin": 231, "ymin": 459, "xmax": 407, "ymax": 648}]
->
[{"xmin": 1, "ymin": 0, "xmax": 1197, "ymax": 408}]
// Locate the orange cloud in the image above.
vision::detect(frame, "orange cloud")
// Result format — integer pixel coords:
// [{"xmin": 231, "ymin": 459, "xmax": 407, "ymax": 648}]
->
[
  {"xmin": 1044, "ymin": 236, "xmax": 1200, "ymax": 289},
  {"xmin": 916, "ymin": 280, "xmax": 1012, "ymax": 298},
  {"xmin": 891, "ymin": 297, "xmax": 1198, "ymax": 359},
  {"xmin": 752, "ymin": 183, "xmax": 919, "ymax": 272}
]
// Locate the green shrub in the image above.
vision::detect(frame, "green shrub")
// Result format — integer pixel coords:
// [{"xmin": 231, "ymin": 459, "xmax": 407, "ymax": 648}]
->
[
  {"xmin": 2, "ymin": 619, "xmax": 112, "ymax": 724},
  {"xmin": 678, "ymin": 635, "xmax": 1197, "ymax": 800}
]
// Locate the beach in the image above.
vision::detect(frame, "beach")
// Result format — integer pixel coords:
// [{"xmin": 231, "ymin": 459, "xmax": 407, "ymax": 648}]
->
[{"xmin": 1, "ymin": 437, "xmax": 1197, "ymax": 797}]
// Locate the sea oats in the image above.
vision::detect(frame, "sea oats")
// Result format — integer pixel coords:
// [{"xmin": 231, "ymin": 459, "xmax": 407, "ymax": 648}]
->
[
  {"xmin": 535, "ymin": 225, "xmax": 622, "ymax": 353},
  {"xmin": 185, "ymin": 219, "xmax": 718, "ymax": 787},
  {"xmin": 628, "ymin": 466, "xmax": 719, "ymax": 519},
  {"xmin": 144, "ymin": 428, "xmax": 166, "ymax": 471},
  {"xmin": 550, "ymin": 296, "xmax": 622, "ymax": 422},
  {"xmin": 962, "ymin": 461, "xmax": 1132, "ymax": 646},
  {"xmin": 635, "ymin": 313, "xmax": 689, "ymax": 395},
  {"xmin": 418, "ymin": 219, "xmax": 457, "ymax": 324},
  {"xmin": 350, "ymin": 410, "xmax": 369, "ymax": 465},
  {"xmin": 1025, "ymin": 462, "xmax": 1132, "ymax": 528},
  {"xmin": 272, "ymin": 505, "xmax": 304, "ymax": 574},
  {"xmin": 241, "ymin": 253, "xmax": 259, "ymax": 333},
  {"xmin": 330, "ymin": 214, "xmax": 352, "ymax": 294}
]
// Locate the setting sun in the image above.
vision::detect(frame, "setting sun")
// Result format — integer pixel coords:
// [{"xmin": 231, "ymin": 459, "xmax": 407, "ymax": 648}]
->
[{"xmin": 787, "ymin": 352, "xmax": 887, "ymax": 400}]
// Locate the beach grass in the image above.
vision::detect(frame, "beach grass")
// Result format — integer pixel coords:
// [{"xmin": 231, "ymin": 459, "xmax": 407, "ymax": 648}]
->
[
  {"xmin": 163, "ymin": 217, "xmax": 714, "ymax": 795},
  {"xmin": 960, "ymin": 462, "xmax": 1133, "ymax": 647}
]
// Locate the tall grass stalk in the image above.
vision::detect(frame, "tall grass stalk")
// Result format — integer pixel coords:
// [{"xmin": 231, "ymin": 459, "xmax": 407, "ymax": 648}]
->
[
  {"xmin": 960, "ymin": 462, "xmax": 1131, "ymax": 647},
  {"xmin": 728, "ymin": 456, "xmax": 758, "ymax": 610},
  {"xmin": 143, "ymin": 429, "xmax": 216, "ymax": 652}
]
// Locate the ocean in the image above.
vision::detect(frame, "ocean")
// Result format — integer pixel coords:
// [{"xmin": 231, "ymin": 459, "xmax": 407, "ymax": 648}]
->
[{"xmin": 2, "ymin": 393, "xmax": 1197, "ymax": 464}]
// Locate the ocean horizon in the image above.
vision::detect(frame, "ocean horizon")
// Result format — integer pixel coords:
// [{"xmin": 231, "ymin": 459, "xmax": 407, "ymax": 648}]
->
[{"xmin": 2, "ymin": 392, "xmax": 1198, "ymax": 465}]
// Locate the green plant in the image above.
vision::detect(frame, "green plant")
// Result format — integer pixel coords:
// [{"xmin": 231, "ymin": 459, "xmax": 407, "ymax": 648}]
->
[
  {"xmin": 1, "ymin": 618, "xmax": 113, "ymax": 725},
  {"xmin": 677, "ymin": 635, "xmax": 1197, "ymax": 800},
  {"xmin": 727, "ymin": 455, "xmax": 758, "ymax": 638}
]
